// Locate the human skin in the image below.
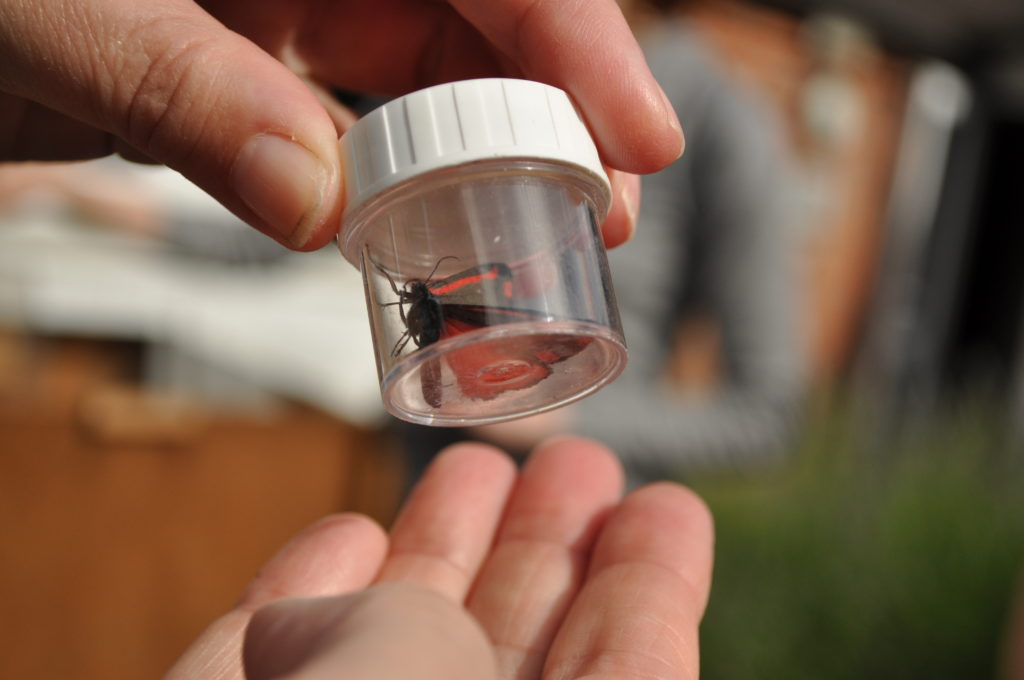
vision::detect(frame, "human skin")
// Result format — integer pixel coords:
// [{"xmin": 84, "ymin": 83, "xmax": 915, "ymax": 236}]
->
[
  {"xmin": 0, "ymin": 0, "xmax": 684, "ymax": 250},
  {"xmin": 165, "ymin": 437, "xmax": 714, "ymax": 679}
]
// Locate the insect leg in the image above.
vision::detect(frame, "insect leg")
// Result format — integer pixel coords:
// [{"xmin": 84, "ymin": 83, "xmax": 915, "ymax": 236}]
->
[
  {"xmin": 396, "ymin": 289, "xmax": 409, "ymax": 327},
  {"xmin": 371, "ymin": 258, "xmax": 414, "ymax": 346},
  {"xmin": 371, "ymin": 258, "xmax": 405, "ymax": 297},
  {"xmin": 392, "ymin": 331, "xmax": 413, "ymax": 356}
]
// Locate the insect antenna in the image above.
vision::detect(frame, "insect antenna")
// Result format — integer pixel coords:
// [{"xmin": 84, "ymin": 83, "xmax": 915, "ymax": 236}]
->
[{"xmin": 424, "ymin": 255, "xmax": 460, "ymax": 282}]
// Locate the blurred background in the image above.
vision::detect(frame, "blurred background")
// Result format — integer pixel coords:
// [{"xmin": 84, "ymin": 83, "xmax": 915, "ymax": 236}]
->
[{"xmin": 2, "ymin": 0, "xmax": 1024, "ymax": 677}]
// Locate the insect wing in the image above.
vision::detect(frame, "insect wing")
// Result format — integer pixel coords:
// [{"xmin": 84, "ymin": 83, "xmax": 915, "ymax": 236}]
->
[
  {"xmin": 443, "ymin": 336, "xmax": 554, "ymax": 402},
  {"xmin": 438, "ymin": 304, "xmax": 549, "ymax": 337},
  {"xmin": 412, "ymin": 261, "xmax": 594, "ymax": 404},
  {"xmin": 426, "ymin": 263, "xmax": 523, "ymax": 342},
  {"xmin": 527, "ymin": 335, "xmax": 592, "ymax": 365},
  {"xmin": 426, "ymin": 263, "xmax": 515, "ymax": 306},
  {"xmin": 438, "ymin": 304, "xmax": 589, "ymax": 364}
]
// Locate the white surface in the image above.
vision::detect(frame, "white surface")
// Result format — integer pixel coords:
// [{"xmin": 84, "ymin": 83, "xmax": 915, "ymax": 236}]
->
[{"xmin": 0, "ymin": 200, "xmax": 385, "ymax": 426}]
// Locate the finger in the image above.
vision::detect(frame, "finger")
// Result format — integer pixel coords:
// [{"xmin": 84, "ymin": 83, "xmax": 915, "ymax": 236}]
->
[
  {"xmin": 298, "ymin": 77, "xmax": 360, "ymax": 134},
  {"xmin": 165, "ymin": 514, "xmax": 387, "ymax": 680},
  {"xmin": 466, "ymin": 437, "xmax": 624, "ymax": 679},
  {"xmin": 602, "ymin": 169, "xmax": 641, "ymax": 249},
  {"xmin": 375, "ymin": 442, "xmax": 518, "ymax": 601},
  {"xmin": 448, "ymin": 0, "xmax": 684, "ymax": 173},
  {"xmin": 245, "ymin": 584, "xmax": 498, "ymax": 680},
  {"xmin": 294, "ymin": 0, "xmax": 682, "ymax": 173},
  {"xmin": 295, "ymin": 0, "xmax": 504, "ymax": 96},
  {"xmin": 543, "ymin": 483, "xmax": 715, "ymax": 680},
  {"xmin": 0, "ymin": 0, "xmax": 342, "ymax": 250}
]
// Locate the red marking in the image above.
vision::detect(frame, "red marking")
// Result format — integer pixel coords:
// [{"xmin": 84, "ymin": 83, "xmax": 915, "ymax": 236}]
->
[
  {"xmin": 445, "ymin": 337, "xmax": 553, "ymax": 400},
  {"xmin": 431, "ymin": 333, "xmax": 592, "ymax": 402},
  {"xmin": 406, "ymin": 260, "xmax": 593, "ymax": 403},
  {"xmin": 430, "ymin": 266, "xmax": 500, "ymax": 295},
  {"xmin": 535, "ymin": 349, "xmax": 560, "ymax": 363}
]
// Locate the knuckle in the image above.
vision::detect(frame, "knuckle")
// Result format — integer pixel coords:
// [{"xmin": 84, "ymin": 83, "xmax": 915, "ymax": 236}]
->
[{"xmin": 100, "ymin": 14, "xmax": 224, "ymax": 162}]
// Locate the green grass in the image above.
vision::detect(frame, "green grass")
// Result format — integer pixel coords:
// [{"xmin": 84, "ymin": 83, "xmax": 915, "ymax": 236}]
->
[{"xmin": 689, "ymin": 400, "xmax": 1024, "ymax": 679}]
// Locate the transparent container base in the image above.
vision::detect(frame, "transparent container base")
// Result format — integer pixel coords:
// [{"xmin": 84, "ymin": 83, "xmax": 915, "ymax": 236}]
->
[{"xmin": 381, "ymin": 320, "xmax": 626, "ymax": 426}]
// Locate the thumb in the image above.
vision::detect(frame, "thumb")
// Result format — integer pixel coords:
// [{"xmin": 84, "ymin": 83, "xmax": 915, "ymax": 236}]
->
[
  {"xmin": 0, "ymin": 0, "xmax": 342, "ymax": 250},
  {"xmin": 244, "ymin": 585, "xmax": 499, "ymax": 680}
]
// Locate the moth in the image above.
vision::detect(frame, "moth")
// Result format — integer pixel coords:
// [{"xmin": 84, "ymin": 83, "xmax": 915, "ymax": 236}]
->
[{"xmin": 375, "ymin": 258, "xmax": 590, "ymax": 406}]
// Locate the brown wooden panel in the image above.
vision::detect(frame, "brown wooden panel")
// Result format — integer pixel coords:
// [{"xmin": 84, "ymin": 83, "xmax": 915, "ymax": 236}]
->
[{"xmin": 0, "ymin": 335, "xmax": 402, "ymax": 679}]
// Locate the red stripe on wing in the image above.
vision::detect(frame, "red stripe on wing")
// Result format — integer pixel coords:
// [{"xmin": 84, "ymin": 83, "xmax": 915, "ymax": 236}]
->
[{"xmin": 427, "ymin": 264, "xmax": 508, "ymax": 296}]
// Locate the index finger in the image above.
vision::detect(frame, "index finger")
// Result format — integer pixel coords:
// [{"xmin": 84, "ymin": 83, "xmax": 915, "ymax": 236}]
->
[
  {"xmin": 466, "ymin": 437, "xmax": 625, "ymax": 678},
  {"xmin": 543, "ymin": 483, "xmax": 714, "ymax": 680},
  {"xmin": 450, "ymin": 0, "xmax": 684, "ymax": 172},
  {"xmin": 374, "ymin": 442, "xmax": 518, "ymax": 601},
  {"xmin": 296, "ymin": 0, "xmax": 683, "ymax": 174}
]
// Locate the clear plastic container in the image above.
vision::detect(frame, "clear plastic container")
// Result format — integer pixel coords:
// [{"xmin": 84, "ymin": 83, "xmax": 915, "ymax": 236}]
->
[{"xmin": 338, "ymin": 79, "xmax": 626, "ymax": 426}]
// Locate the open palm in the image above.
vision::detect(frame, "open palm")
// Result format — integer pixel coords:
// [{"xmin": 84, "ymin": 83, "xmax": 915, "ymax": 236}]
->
[{"xmin": 166, "ymin": 437, "xmax": 713, "ymax": 679}]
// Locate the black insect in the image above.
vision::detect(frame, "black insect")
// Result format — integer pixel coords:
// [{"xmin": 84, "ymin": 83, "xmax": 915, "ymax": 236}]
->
[
  {"xmin": 374, "ymin": 257, "xmax": 530, "ymax": 356},
  {"xmin": 373, "ymin": 257, "xmax": 591, "ymax": 405}
]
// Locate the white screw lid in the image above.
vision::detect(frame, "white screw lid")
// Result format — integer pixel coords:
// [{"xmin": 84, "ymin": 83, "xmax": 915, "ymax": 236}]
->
[{"xmin": 338, "ymin": 78, "xmax": 611, "ymax": 259}]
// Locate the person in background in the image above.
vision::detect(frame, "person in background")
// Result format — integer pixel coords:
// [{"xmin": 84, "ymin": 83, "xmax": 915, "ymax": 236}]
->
[
  {"xmin": 408, "ymin": 0, "xmax": 810, "ymax": 484},
  {"xmin": 565, "ymin": 0, "xmax": 809, "ymax": 477}
]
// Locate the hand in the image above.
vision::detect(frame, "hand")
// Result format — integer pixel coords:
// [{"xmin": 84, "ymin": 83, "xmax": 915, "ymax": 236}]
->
[
  {"xmin": 165, "ymin": 436, "xmax": 713, "ymax": 679},
  {"xmin": 0, "ymin": 1, "xmax": 682, "ymax": 251}
]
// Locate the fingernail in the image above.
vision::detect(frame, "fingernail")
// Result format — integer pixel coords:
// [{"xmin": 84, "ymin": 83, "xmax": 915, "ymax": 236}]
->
[
  {"xmin": 658, "ymin": 87, "xmax": 685, "ymax": 159},
  {"xmin": 231, "ymin": 133, "xmax": 327, "ymax": 246}
]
